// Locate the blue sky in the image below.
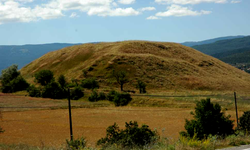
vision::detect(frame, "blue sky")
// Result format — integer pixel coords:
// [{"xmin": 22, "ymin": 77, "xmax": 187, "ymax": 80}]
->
[{"xmin": 0, "ymin": 0, "xmax": 249, "ymax": 45}]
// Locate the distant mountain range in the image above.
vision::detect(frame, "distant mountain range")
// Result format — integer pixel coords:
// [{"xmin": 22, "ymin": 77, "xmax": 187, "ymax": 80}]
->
[
  {"xmin": 187, "ymin": 36, "xmax": 250, "ymax": 72},
  {"xmin": 181, "ymin": 35, "xmax": 245, "ymax": 47},
  {"xmin": 0, "ymin": 43, "xmax": 81, "ymax": 72}
]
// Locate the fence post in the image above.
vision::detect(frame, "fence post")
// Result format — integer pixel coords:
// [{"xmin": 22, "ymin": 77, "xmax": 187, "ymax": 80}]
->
[
  {"xmin": 234, "ymin": 92, "xmax": 239, "ymax": 128},
  {"xmin": 68, "ymin": 88, "xmax": 73, "ymax": 141}
]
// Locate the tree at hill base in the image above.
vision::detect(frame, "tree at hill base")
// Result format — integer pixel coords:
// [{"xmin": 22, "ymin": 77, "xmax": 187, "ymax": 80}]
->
[
  {"xmin": 181, "ymin": 98, "xmax": 234, "ymax": 139},
  {"xmin": 0, "ymin": 65, "xmax": 29, "ymax": 93}
]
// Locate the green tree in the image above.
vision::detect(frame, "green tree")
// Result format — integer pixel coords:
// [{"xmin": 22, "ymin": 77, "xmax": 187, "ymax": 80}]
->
[
  {"xmin": 58, "ymin": 74, "xmax": 67, "ymax": 89},
  {"xmin": 0, "ymin": 65, "xmax": 29, "ymax": 93},
  {"xmin": 41, "ymin": 81, "xmax": 65, "ymax": 99},
  {"xmin": 34, "ymin": 70, "xmax": 54, "ymax": 86},
  {"xmin": 239, "ymin": 111, "xmax": 250, "ymax": 134},
  {"xmin": 181, "ymin": 98, "xmax": 234, "ymax": 139},
  {"xmin": 136, "ymin": 80, "xmax": 146, "ymax": 94},
  {"xmin": 113, "ymin": 70, "xmax": 129, "ymax": 91}
]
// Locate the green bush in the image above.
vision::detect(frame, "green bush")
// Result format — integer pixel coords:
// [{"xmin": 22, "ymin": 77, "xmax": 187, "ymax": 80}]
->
[
  {"xmin": 66, "ymin": 137, "xmax": 86, "ymax": 150},
  {"xmin": 81, "ymin": 78, "xmax": 99, "ymax": 90},
  {"xmin": 42, "ymin": 81, "xmax": 66, "ymax": 99},
  {"xmin": 98, "ymin": 92, "xmax": 106, "ymax": 100},
  {"xmin": 97, "ymin": 121, "xmax": 158, "ymax": 148},
  {"xmin": 88, "ymin": 90, "xmax": 99, "ymax": 102},
  {"xmin": 113, "ymin": 92, "xmax": 132, "ymax": 106},
  {"xmin": 70, "ymin": 86, "xmax": 84, "ymax": 100},
  {"xmin": 27, "ymin": 85, "xmax": 41, "ymax": 97},
  {"xmin": 181, "ymin": 98, "xmax": 234, "ymax": 139},
  {"xmin": 239, "ymin": 111, "xmax": 250, "ymax": 134},
  {"xmin": 107, "ymin": 90, "xmax": 118, "ymax": 101}
]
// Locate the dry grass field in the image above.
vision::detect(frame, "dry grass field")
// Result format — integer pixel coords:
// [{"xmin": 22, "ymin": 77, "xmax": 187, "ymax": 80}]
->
[{"xmin": 0, "ymin": 93, "xmax": 245, "ymax": 149}]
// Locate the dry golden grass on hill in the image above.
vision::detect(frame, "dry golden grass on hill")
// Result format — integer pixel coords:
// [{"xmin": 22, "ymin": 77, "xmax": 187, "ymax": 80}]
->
[{"xmin": 21, "ymin": 41, "xmax": 250, "ymax": 92}]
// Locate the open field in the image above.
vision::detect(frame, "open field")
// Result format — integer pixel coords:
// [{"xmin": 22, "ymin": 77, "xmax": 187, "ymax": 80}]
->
[{"xmin": 0, "ymin": 92, "xmax": 247, "ymax": 149}]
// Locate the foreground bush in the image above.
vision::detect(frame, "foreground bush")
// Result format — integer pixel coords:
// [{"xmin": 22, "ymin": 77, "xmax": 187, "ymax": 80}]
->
[
  {"xmin": 66, "ymin": 137, "xmax": 86, "ymax": 150},
  {"xmin": 239, "ymin": 111, "xmax": 250, "ymax": 134},
  {"xmin": 97, "ymin": 121, "xmax": 158, "ymax": 148},
  {"xmin": 181, "ymin": 98, "xmax": 234, "ymax": 139}
]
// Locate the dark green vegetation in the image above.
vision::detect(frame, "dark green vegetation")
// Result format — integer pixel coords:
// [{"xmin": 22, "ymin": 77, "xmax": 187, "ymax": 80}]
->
[
  {"xmin": 66, "ymin": 137, "xmax": 86, "ymax": 150},
  {"xmin": 239, "ymin": 111, "xmax": 250, "ymax": 134},
  {"xmin": 0, "ymin": 65, "xmax": 29, "ymax": 93},
  {"xmin": 191, "ymin": 36, "xmax": 250, "ymax": 73},
  {"xmin": 28, "ymin": 70, "xmax": 84, "ymax": 100},
  {"xmin": 181, "ymin": 98, "xmax": 234, "ymax": 139},
  {"xmin": 81, "ymin": 78, "xmax": 99, "ymax": 90},
  {"xmin": 192, "ymin": 36, "xmax": 250, "ymax": 55},
  {"xmin": 0, "ymin": 43, "xmax": 81, "ymax": 72},
  {"xmin": 20, "ymin": 41, "xmax": 250, "ymax": 92},
  {"xmin": 136, "ymin": 80, "xmax": 146, "ymax": 93},
  {"xmin": 181, "ymin": 35, "xmax": 245, "ymax": 47},
  {"xmin": 97, "ymin": 121, "xmax": 158, "ymax": 148},
  {"xmin": 107, "ymin": 90, "xmax": 132, "ymax": 106},
  {"xmin": 112, "ymin": 70, "xmax": 129, "ymax": 91}
]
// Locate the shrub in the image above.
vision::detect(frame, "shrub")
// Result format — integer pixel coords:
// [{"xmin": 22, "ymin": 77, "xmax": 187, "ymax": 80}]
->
[
  {"xmin": 70, "ymin": 86, "xmax": 84, "ymax": 100},
  {"xmin": 27, "ymin": 85, "xmax": 41, "ymax": 97},
  {"xmin": 34, "ymin": 70, "xmax": 54, "ymax": 86},
  {"xmin": 113, "ymin": 92, "xmax": 132, "ymax": 106},
  {"xmin": 88, "ymin": 90, "xmax": 99, "ymax": 102},
  {"xmin": 97, "ymin": 121, "xmax": 158, "ymax": 148},
  {"xmin": 239, "ymin": 111, "xmax": 250, "ymax": 134},
  {"xmin": 81, "ymin": 78, "xmax": 99, "ymax": 90},
  {"xmin": 66, "ymin": 137, "xmax": 86, "ymax": 150},
  {"xmin": 98, "ymin": 92, "xmax": 106, "ymax": 100},
  {"xmin": 181, "ymin": 98, "xmax": 234, "ymax": 139},
  {"xmin": 107, "ymin": 90, "xmax": 118, "ymax": 102},
  {"xmin": 41, "ymin": 81, "xmax": 66, "ymax": 99}
]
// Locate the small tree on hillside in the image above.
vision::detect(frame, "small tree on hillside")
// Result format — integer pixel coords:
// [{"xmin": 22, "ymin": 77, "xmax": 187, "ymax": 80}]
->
[
  {"xmin": 181, "ymin": 98, "xmax": 234, "ymax": 139},
  {"xmin": 113, "ymin": 70, "xmax": 129, "ymax": 91},
  {"xmin": 34, "ymin": 70, "xmax": 54, "ymax": 86},
  {"xmin": 81, "ymin": 78, "xmax": 99, "ymax": 90},
  {"xmin": 136, "ymin": 80, "xmax": 146, "ymax": 94}
]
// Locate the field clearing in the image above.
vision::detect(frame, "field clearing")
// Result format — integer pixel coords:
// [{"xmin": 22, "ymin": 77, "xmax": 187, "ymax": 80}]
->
[{"xmin": 0, "ymin": 93, "xmax": 246, "ymax": 148}]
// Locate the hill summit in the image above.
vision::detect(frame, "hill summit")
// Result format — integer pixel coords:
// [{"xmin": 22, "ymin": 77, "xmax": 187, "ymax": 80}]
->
[{"xmin": 21, "ymin": 41, "xmax": 250, "ymax": 92}]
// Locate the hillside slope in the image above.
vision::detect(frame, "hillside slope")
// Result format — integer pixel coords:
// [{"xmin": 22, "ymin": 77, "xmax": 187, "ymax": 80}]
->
[{"xmin": 21, "ymin": 41, "xmax": 250, "ymax": 92}]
